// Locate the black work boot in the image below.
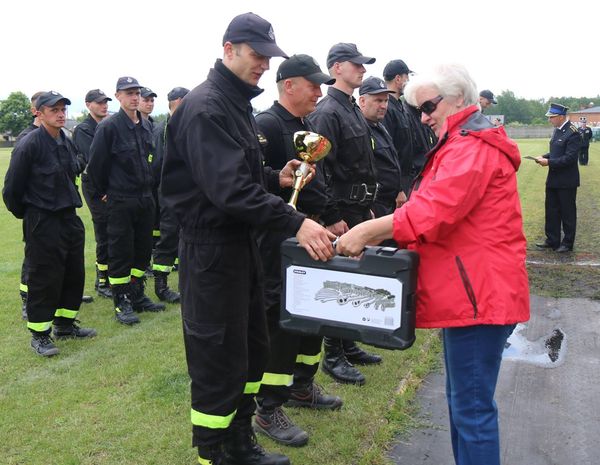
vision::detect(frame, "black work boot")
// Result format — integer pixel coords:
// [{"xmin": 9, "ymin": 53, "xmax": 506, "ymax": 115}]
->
[
  {"xmin": 198, "ymin": 443, "xmax": 226, "ymax": 465},
  {"xmin": 113, "ymin": 287, "xmax": 140, "ymax": 325},
  {"xmin": 254, "ymin": 405, "xmax": 309, "ymax": 447},
  {"xmin": 321, "ymin": 337, "xmax": 365, "ymax": 385},
  {"xmin": 154, "ymin": 271, "xmax": 180, "ymax": 304},
  {"xmin": 286, "ymin": 382, "xmax": 343, "ymax": 410},
  {"xmin": 96, "ymin": 268, "xmax": 112, "ymax": 299},
  {"xmin": 20, "ymin": 290, "xmax": 27, "ymax": 321},
  {"xmin": 224, "ymin": 420, "xmax": 290, "ymax": 465},
  {"xmin": 343, "ymin": 340, "xmax": 382, "ymax": 366},
  {"xmin": 31, "ymin": 333, "xmax": 59, "ymax": 357},
  {"xmin": 53, "ymin": 321, "xmax": 97, "ymax": 339},
  {"xmin": 130, "ymin": 277, "xmax": 165, "ymax": 312}
]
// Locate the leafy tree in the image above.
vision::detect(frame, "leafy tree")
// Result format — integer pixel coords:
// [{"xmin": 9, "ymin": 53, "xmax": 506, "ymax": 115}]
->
[
  {"xmin": 75, "ymin": 110, "xmax": 89, "ymax": 123},
  {"xmin": 0, "ymin": 91, "xmax": 32, "ymax": 137}
]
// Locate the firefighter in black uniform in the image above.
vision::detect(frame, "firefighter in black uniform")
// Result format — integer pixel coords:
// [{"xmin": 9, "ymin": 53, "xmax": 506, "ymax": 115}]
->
[
  {"xmin": 151, "ymin": 86, "xmax": 189, "ymax": 303},
  {"xmin": 578, "ymin": 119, "xmax": 592, "ymax": 166},
  {"xmin": 73, "ymin": 89, "xmax": 113, "ymax": 299},
  {"xmin": 87, "ymin": 77, "xmax": 165, "ymax": 326},
  {"xmin": 3, "ymin": 91, "xmax": 96, "ymax": 357},
  {"xmin": 307, "ymin": 42, "xmax": 383, "ymax": 386},
  {"xmin": 382, "ymin": 59, "xmax": 414, "ymax": 195},
  {"xmin": 358, "ymin": 77, "xmax": 406, "ymax": 218},
  {"xmin": 160, "ymin": 13, "xmax": 335, "ymax": 465},
  {"xmin": 253, "ymin": 54, "xmax": 343, "ymax": 448},
  {"xmin": 535, "ymin": 103, "xmax": 581, "ymax": 253},
  {"xmin": 14, "ymin": 91, "xmax": 44, "ymax": 320}
]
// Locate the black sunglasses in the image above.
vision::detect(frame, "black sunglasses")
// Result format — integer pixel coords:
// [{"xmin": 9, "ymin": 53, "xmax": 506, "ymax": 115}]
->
[{"xmin": 417, "ymin": 95, "xmax": 443, "ymax": 115}]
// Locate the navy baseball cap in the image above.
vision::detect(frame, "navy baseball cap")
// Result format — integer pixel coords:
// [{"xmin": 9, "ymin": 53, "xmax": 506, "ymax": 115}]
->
[
  {"xmin": 35, "ymin": 91, "xmax": 71, "ymax": 110},
  {"xmin": 383, "ymin": 59, "xmax": 412, "ymax": 80},
  {"xmin": 85, "ymin": 89, "xmax": 112, "ymax": 103},
  {"xmin": 479, "ymin": 89, "xmax": 497, "ymax": 104},
  {"xmin": 223, "ymin": 12, "xmax": 288, "ymax": 58},
  {"xmin": 359, "ymin": 76, "xmax": 395, "ymax": 96},
  {"xmin": 116, "ymin": 76, "xmax": 142, "ymax": 91},
  {"xmin": 326, "ymin": 43, "xmax": 375, "ymax": 69},
  {"xmin": 167, "ymin": 87, "xmax": 190, "ymax": 101},
  {"xmin": 141, "ymin": 87, "xmax": 157, "ymax": 98},
  {"xmin": 545, "ymin": 103, "xmax": 568, "ymax": 117},
  {"xmin": 276, "ymin": 54, "xmax": 335, "ymax": 85}
]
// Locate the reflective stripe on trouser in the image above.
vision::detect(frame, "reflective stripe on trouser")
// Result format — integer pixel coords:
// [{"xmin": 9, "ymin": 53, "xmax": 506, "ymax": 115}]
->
[
  {"xmin": 106, "ymin": 196, "xmax": 154, "ymax": 285},
  {"xmin": 257, "ymin": 300, "xmax": 323, "ymax": 410},
  {"xmin": 180, "ymin": 234, "xmax": 269, "ymax": 447},
  {"xmin": 23, "ymin": 209, "xmax": 85, "ymax": 333}
]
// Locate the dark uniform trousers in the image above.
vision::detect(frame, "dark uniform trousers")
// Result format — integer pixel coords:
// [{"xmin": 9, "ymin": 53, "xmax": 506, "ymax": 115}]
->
[
  {"xmin": 107, "ymin": 195, "xmax": 155, "ymax": 287},
  {"xmin": 24, "ymin": 207, "xmax": 85, "ymax": 333},
  {"xmin": 152, "ymin": 196, "xmax": 180, "ymax": 272},
  {"xmin": 180, "ymin": 229, "xmax": 269, "ymax": 447},
  {"xmin": 579, "ymin": 146, "xmax": 589, "ymax": 166},
  {"xmin": 82, "ymin": 179, "xmax": 109, "ymax": 267},
  {"xmin": 545, "ymin": 187, "xmax": 577, "ymax": 248},
  {"xmin": 257, "ymin": 230, "xmax": 322, "ymax": 410}
]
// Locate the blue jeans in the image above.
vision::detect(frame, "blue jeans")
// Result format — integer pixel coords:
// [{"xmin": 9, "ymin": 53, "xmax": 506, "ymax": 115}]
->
[{"xmin": 442, "ymin": 324, "xmax": 515, "ymax": 465}]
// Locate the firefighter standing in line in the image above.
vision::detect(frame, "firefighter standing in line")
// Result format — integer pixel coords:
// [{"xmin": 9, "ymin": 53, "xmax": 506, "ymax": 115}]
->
[
  {"xmin": 3, "ymin": 91, "xmax": 97, "ymax": 357},
  {"xmin": 307, "ymin": 42, "xmax": 383, "ymax": 386},
  {"xmin": 161, "ymin": 13, "xmax": 335, "ymax": 465},
  {"xmin": 151, "ymin": 86, "xmax": 189, "ymax": 304},
  {"xmin": 253, "ymin": 54, "xmax": 343, "ymax": 448},
  {"xmin": 73, "ymin": 89, "xmax": 113, "ymax": 299},
  {"xmin": 87, "ymin": 77, "xmax": 165, "ymax": 326}
]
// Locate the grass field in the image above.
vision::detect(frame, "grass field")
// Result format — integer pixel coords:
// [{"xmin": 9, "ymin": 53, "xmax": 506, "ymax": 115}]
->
[{"xmin": 0, "ymin": 140, "xmax": 598, "ymax": 465}]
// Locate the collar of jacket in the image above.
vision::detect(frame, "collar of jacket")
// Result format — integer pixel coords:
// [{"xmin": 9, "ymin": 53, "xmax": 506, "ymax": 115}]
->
[
  {"xmin": 117, "ymin": 107, "xmax": 147, "ymax": 130},
  {"xmin": 440, "ymin": 105, "xmax": 479, "ymax": 137},
  {"xmin": 38, "ymin": 123, "xmax": 66, "ymax": 146},
  {"xmin": 210, "ymin": 59, "xmax": 264, "ymax": 111},
  {"xmin": 327, "ymin": 87, "xmax": 356, "ymax": 109},
  {"xmin": 271, "ymin": 101, "xmax": 300, "ymax": 122}
]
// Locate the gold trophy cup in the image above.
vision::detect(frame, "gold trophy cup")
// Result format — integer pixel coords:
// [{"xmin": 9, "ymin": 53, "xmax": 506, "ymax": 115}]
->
[{"xmin": 288, "ymin": 131, "xmax": 331, "ymax": 209}]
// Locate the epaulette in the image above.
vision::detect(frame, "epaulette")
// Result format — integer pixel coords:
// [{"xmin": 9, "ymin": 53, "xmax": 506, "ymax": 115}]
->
[{"xmin": 569, "ymin": 124, "xmax": 578, "ymax": 133}]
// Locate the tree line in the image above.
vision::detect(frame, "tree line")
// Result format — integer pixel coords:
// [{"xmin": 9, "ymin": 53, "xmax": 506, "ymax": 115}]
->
[{"xmin": 1, "ymin": 90, "xmax": 599, "ymax": 139}]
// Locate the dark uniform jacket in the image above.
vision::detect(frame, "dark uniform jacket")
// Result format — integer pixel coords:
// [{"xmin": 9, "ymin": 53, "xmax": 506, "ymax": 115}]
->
[
  {"xmin": 15, "ymin": 122, "xmax": 39, "ymax": 146},
  {"xmin": 405, "ymin": 101, "xmax": 437, "ymax": 176},
  {"xmin": 307, "ymin": 87, "xmax": 377, "ymax": 220},
  {"xmin": 3, "ymin": 125, "xmax": 82, "ymax": 219},
  {"xmin": 73, "ymin": 114, "xmax": 97, "ymax": 163},
  {"xmin": 543, "ymin": 121, "xmax": 581, "ymax": 188},
  {"xmin": 87, "ymin": 108, "xmax": 156, "ymax": 198},
  {"xmin": 368, "ymin": 121, "xmax": 402, "ymax": 217},
  {"xmin": 383, "ymin": 95, "xmax": 413, "ymax": 177},
  {"xmin": 256, "ymin": 101, "xmax": 329, "ymax": 218},
  {"xmin": 579, "ymin": 126, "xmax": 592, "ymax": 147},
  {"xmin": 161, "ymin": 60, "xmax": 305, "ymax": 239}
]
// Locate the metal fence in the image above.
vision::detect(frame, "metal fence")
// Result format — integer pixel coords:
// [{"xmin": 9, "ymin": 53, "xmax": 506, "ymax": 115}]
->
[{"xmin": 504, "ymin": 126, "xmax": 553, "ymax": 139}]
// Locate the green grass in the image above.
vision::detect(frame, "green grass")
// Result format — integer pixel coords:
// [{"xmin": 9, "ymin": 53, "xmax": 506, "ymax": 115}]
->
[{"xmin": 0, "ymin": 139, "xmax": 598, "ymax": 464}]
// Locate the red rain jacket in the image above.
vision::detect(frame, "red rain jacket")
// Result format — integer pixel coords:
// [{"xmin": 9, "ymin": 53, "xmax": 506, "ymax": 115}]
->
[{"xmin": 393, "ymin": 105, "xmax": 530, "ymax": 328}]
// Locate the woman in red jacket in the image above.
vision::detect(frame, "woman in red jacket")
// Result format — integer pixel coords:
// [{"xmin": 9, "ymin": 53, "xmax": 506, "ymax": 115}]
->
[{"xmin": 336, "ymin": 63, "xmax": 530, "ymax": 465}]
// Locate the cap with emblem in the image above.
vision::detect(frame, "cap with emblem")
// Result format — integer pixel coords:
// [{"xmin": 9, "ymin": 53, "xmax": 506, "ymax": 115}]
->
[
  {"xmin": 141, "ymin": 87, "xmax": 157, "ymax": 98},
  {"xmin": 167, "ymin": 87, "xmax": 190, "ymax": 101},
  {"xmin": 545, "ymin": 103, "xmax": 568, "ymax": 117},
  {"xmin": 326, "ymin": 43, "xmax": 375, "ymax": 69},
  {"xmin": 383, "ymin": 59, "xmax": 413, "ymax": 81},
  {"xmin": 85, "ymin": 89, "xmax": 112, "ymax": 103},
  {"xmin": 223, "ymin": 12, "xmax": 287, "ymax": 58},
  {"xmin": 116, "ymin": 76, "xmax": 142, "ymax": 91},
  {"xmin": 359, "ymin": 76, "xmax": 395, "ymax": 96},
  {"xmin": 35, "ymin": 91, "xmax": 71, "ymax": 110},
  {"xmin": 276, "ymin": 54, "xmax": 335, "ymax": 85},
  {"xmin": 479, "ymin": 89, "xmax": 497, "ymax": 104}
]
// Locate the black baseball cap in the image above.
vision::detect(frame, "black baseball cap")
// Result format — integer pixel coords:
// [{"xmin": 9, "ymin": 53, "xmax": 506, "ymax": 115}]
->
[
  {"xmin": 359, "ymin": 77, "xmax": 395, "ymax": 96},
  {"xmin": 479, "ymin": 89, "xmax": 497, "ymax": 104},
  {"xmin": 276, "ymin": 54, "xmax": 335, "ymax": 85},
  {"xmin": 167, "ymin": 87, "xmax": 190, "ymax": 101},
  {"xmin": 141, "ymin": 87, "xmax": 157, "ymax": 98},
  {"xmin": 223, "ymin": 12, "xmax": 287, "ymax": 58},
  {"xmin": 383, "ymin": 59, "xmax": 412, "ymax": 81},
  {"xmin": 326, "ymin": 43, "xmax": 375, "ymax": 69},
  {"xmin": 116, "ymin": 76, "xmax": 142, "ymax": 91},
  {"xmin": 85, "ymin": 89, "xmax": 112, "ymax": 103},
  {"xmin": 35, "ymin": 91, "xmax": 71, "ymax": 110}
]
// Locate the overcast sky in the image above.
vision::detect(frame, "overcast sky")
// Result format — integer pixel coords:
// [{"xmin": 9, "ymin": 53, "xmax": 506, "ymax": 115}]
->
[{"xmin": 1, "ymin": 0, "xmax": 596, "ymax": 117}]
